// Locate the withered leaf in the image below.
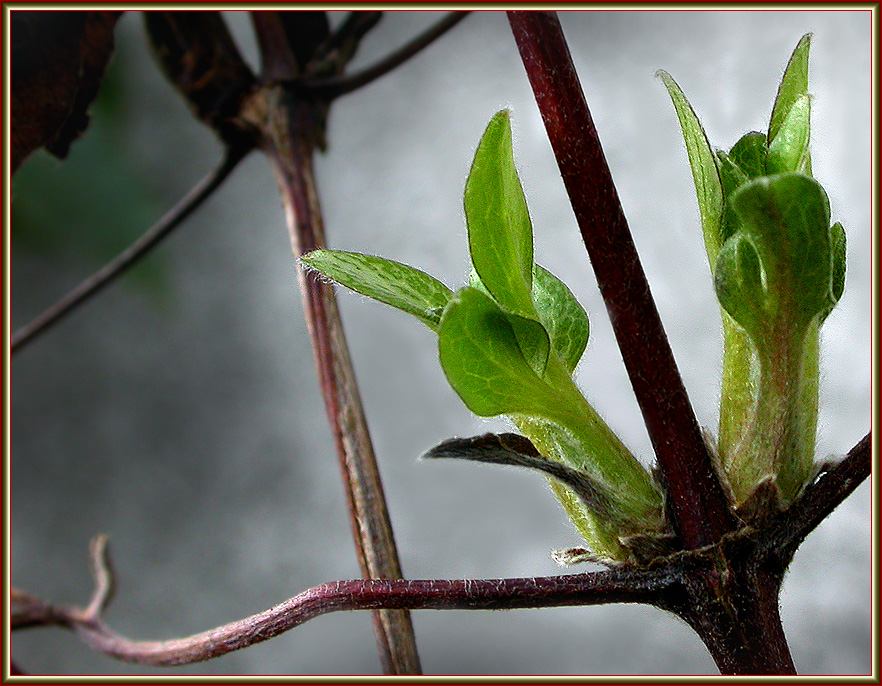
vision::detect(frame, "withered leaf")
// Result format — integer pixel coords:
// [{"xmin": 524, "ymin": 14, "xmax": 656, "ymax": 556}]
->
[
  {"xmin": 143, "ymin": 12, "xmax": 255, "ymax": 144},
  {"xmin": 423, "ymin": 432, "xmax": 616, "ymax": 518},
  {"xmin": 11, "ymin": 11, "xmax": 122, "ymax": 173}
]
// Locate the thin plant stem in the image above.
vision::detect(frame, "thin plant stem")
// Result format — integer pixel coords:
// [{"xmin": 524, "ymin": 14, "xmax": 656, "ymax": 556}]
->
[
  {"xmin": 246, "ymin": 12, "xmax": 424, "ymax": 673},
  {"xmin": 318, "ymin": 11, "xmax": 384, "ymax": 66},
  {"xmin": 302, "ymin": 12, "xmax": 470, "ymax": 98},
  {"xmin": 251, "ymin": 11, "xmax": 303, "ymax": 81},
  {"xmin": 11, "ymin": 145, "xmax": 250, "ymax": 355},
  {"xmin": 247, "ymin": 83, "xmax": 421, "ymax": 674}
]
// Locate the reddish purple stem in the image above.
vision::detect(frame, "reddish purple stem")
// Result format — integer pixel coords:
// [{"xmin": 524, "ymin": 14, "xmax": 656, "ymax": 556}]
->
[{"xmin": 32, "ymin": 571, "xmax": 660, "ymax": 667}]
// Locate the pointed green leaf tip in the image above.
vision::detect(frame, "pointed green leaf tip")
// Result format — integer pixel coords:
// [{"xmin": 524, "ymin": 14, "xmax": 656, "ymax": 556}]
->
[
  {"xmin": 662, "ymin": 33, "xmax": 846, "ymax": 509},
  {"xmin": 769, "ymin": 33, "xmax": 812, "ymax": 145},
  {"xmin": 464, "ymin": 110, "xmax": 536, "ymax": 319},
  {"xmin": 300, "ymin": 249, "xmax": 453, "ymax": 331},
  {"xmin": 657, "ymin": 70, "xmax": 725, "ymax": 265}
]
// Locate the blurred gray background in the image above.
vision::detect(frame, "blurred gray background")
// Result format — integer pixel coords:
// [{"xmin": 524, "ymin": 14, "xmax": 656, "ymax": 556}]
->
[{"xmin": 10, "ymin": 10, "xmax": 872, "ymax": 676}]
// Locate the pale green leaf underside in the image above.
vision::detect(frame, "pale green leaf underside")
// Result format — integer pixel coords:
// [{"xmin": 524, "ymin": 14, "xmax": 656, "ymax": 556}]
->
[
  {"xmin": 532, "ymin": 265, "xmax": 589, "ymax": 373},
  {"xmin": 767, "ymin": 94, "xmax": 811, "ymax": 175},
  {"xmin": 301, "ymin": 249, "xmax": 453, "ymax": 331}
]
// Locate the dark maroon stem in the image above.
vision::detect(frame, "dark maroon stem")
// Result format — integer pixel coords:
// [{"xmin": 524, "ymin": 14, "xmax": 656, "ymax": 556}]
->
[
  {"xmin": 507, "ymin": 11, "xmax": 736, "ymax": 550},
  {"xmin": 251, "ymin": 12, "xmax": 302, "ymax": 80},
  {"xmin": 669, "ymin": 560, "xmax": 796, "ymax": 675},
  {"xmin": 763, "ymin": 432, "xmax": 872, "ymax": 560}
]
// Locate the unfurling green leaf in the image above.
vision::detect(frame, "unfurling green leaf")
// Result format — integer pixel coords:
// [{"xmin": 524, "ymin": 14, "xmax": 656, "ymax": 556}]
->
[
  {"xmin": 437, "ymin": 286, "xmax": 664, "ymax": 559},
  {"xmin": 666, "ymin": 32, "xmax": 846, "ymax": 508},
  {"xmin": 504, "ymin": 310, "xmax": 552, "ymax": 377},
  {"xmin": 301, "ymin": 249, "xmax": 453, "ymax": 331},
  {"xmin": 769, "ymin": 33, "xmax": 812, "ymax": 145},
  {"xmin": 467, "ymin": 264, "xmax": 590, "ymax": 378},
  {"xmin": 303, "ymin": 110, "xmax": 669, "ymax": 564},
  {"xmin": 716, "ymin": 148, "xmax": 755, "ymax": 246},
  {"xmin": 827, "ymin": 221, "xmax": 847, "ymax": 316},
  {"xmin": 437, "ymin": 286, "xmax": 558, "ymax": 418},
  {"xmin": 714, "ymin": 234, "xmax": 767, "ymax": 338},
  {"xmin": 717, "ymin": 172, "xmax": 840, "ymax": 504},
  {"xmin": 467, "ymin": 269, "xmax": 551, "ymax": 376},
  {"xmin": 657, "ymin": 69, "xmax": 725, "ymax": 264},
  {"xmin": 767, "ymin": 94, "xmax": 811, "ymax": 175},
  {"xmin": 464, "ymin": 110, "xmax": 535, "ymax": 319},
  {"xmin": 727, "ymin": 131, "xmax": 768, "ymax": 180},
  {"xmin": 729, "ymin": 172, "xmax": 833, "ymax": 333}
]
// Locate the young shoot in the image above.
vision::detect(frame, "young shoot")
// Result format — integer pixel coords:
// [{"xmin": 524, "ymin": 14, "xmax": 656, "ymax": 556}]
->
[
  {"xmin": 303, "ymin": 110, "xmax": 668, "ymax": 564},
  {"xmin": 660, "ymin": 34, "xmax": 846, "ymax": 508}
]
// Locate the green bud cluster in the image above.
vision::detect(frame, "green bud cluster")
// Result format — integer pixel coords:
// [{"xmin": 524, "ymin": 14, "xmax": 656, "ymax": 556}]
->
[{"xmin": 660, "ymin": 34, "xmax": 845, "ymax": 506}]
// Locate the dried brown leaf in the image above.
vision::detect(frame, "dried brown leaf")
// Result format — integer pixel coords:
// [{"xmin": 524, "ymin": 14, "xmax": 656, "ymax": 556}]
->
[{"xmin": 11, "ymin": 11, "xmax": 122, "ymax": 173}]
